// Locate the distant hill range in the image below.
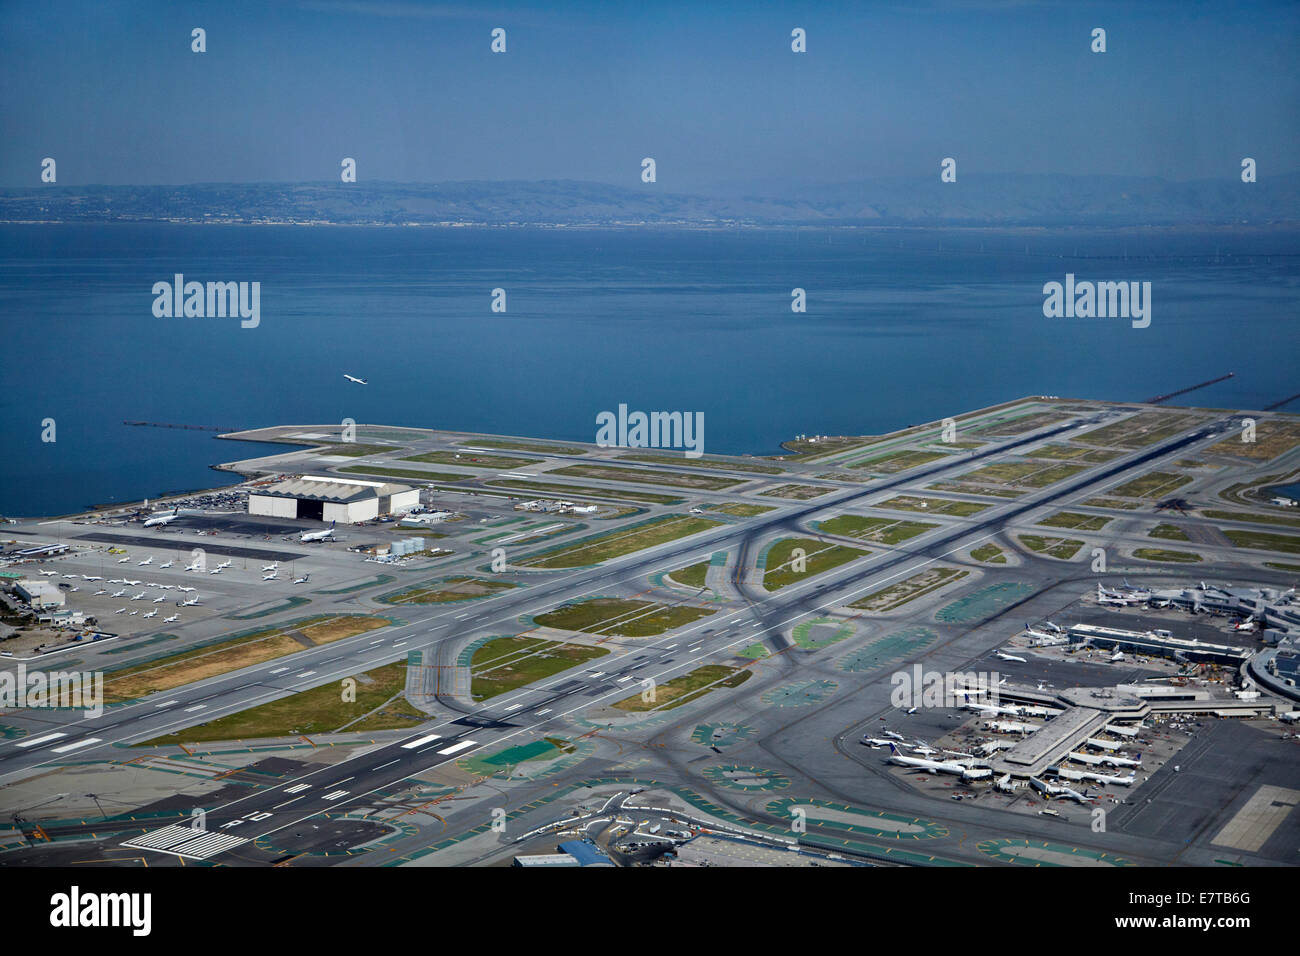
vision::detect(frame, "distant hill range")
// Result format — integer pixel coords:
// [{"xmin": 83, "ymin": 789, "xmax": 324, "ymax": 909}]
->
[{"xmin": 2, "ymin": 175, "xmax": 1297, "ymax": 226}]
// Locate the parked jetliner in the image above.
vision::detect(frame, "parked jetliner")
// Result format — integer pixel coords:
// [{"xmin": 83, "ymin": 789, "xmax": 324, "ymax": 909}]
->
[
  {"xmin": 343, "ymin": 374, "xmax": 368, "ymax": 385},
  {"xmin": 111, "ymin": 588, "xmax": 127, "ymax": 598},
  {"xmin": 143, "ymin": 510, "xmax": 179, "ymax": 527},
  {"xmin": 300, "ymin": 522, "xmax": 336, "ymax": 542},
  {"xmin": 888, "ymin": 744, "xmax": 990, "ymax": 782},
  {"xmin": 995, "ymin": 650, "xmax": 1027, "ymax": 663},
  {"xmin": 129, "ymin": 592, "xmax": 146, "ymax": 601},
  {"xmin": 1029, "ymin": 777, "xmax": 1092, "ymax": 803},
  {"xmin": 83, "ymin": 575, "xmax": 102, "ymax": 582},
  {"xmin": 263, "ymin": 572, "xmax": 279, "ymax": 581},
  {"xmin": 179, "ymin": 596, "xmax": 200, "ymax": 607},
  {"xmin": 184, "ymin": 560, "xmax": 203, "ymax": 572},
  {"xmin": 215, "ymin": 559, "xmax": 232, "ymax": 570},
  {"xmin": 888, "ymin": 743, "xmax": 968, "ymax": 775},
  {"xmin": 37, "ymin": 570, "xmax": 58, "ymax": 576},
  {"xmin": 293, "ymin": 573, "xmax": 311, "ymax": 584},
  {"xmin": 881, "ymin": 730, "xmax": 905, "ymax": 741},
  {"xmin": 152, "ymin": 596, "xmax": 167, "ymax": 604},
  {"xmin": 137, "ymin": 556, "xmax": 153, "ymax": 566},
  {"xmin": 159, "ymin": 560, "xmax": 173, "ymax": 569},
  {"xmin": 261, "ymin": 562, "xmax": 279, "ymax": 573},
  {"xmin": 995, "ymin": 773, "xmax": 1018, "ymax": 793},
  {"xmin": 163, "ymin": 614, "xmax": 180, "ymax": 623},
  {"xmin": 142, "ymin": 610, "xmax": 158, "ymax": 619},
  {"xmin": 861, "ymin": 737, "xmax": 894, "ymax": 748},
  {"xmin": 1097, "ymin": 753, "xmax": 1142, "ymax": 769},
  {"xmin": 118, "ymin": 557, "xmax": 130, "ymax": 563}
]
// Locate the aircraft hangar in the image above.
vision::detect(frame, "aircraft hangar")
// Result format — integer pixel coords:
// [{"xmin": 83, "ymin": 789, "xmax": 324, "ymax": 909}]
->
[{"xmin": 247, "ymin": 475, "xmax": 418, "ymax": 524}]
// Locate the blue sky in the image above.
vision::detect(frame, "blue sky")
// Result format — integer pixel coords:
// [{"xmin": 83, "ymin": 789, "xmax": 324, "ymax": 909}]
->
[{"xmin": 2, "ymin": 0, "xmax": 1296, "ymax": 189}]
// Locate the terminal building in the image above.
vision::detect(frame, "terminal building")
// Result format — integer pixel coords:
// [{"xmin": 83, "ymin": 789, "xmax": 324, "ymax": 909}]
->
[
  {"xmin": 248, "ymin": 475, "xmax": 418, "ymax": 525},
  {"xmin": 1067, "ymin": 623, "xmax": 1250, "ymax": 666}
]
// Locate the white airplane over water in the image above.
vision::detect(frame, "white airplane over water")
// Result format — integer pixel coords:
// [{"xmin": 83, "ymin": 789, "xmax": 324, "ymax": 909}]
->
[{"xmin": 343, "ymin": 374, "xmax": 368, "ymax": 385}]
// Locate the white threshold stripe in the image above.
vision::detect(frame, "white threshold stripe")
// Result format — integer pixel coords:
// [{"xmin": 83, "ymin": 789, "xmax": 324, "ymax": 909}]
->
[
  {"xmin": 51, "ymin": 737, "xmax": 101, "ymax": 754},
  {"xmin": 401, "ymin": 733, "xmax": 441, "ymax": 750},
  {"xmin": 436, "ymin": 739, "xmax": 476, "ymax": 756},
  {"xmin": 16, "ymin": 732, "xmax": 67, "ymax": 749}
]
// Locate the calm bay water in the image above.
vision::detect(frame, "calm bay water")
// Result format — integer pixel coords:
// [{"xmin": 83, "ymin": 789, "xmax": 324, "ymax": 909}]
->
[{"xmin": 1, "ymin": 223, "xmax": 1297, "ymax": 516}]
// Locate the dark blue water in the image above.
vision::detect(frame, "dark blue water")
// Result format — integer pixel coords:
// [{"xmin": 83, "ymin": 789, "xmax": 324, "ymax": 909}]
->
[{"xmin": 2, "ymin": 224, "xmax": 1297, "ymax": 516}]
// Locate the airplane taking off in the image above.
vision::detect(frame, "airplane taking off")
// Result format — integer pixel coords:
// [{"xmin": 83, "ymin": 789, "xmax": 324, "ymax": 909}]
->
[
  {"xmin": 143, "ymin": 510, "xmax": 179, "ymax": 527},
  {"xmin": 995, "ymin": 650, "xmax": 1027, "ymax": 663},
  {"xmin": 343, "ymin": 374, "xmax": 368, "ymax": 385},
  {"xmin": 300, "ymin": 521, "xmax": 336, "ymax": 543},
  {"xmin": 293, "ymin": 573, "xmax": 311, "ymax": 584},
  {"xmin": 163, "ymin": 614, "xmax": 180, "ymax": 623}
]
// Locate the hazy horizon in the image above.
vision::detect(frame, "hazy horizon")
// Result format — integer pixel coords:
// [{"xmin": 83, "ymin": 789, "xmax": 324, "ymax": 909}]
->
[{"xmin": 4, "ymin": 0, "xmax": 1297, "ymax": 190}]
